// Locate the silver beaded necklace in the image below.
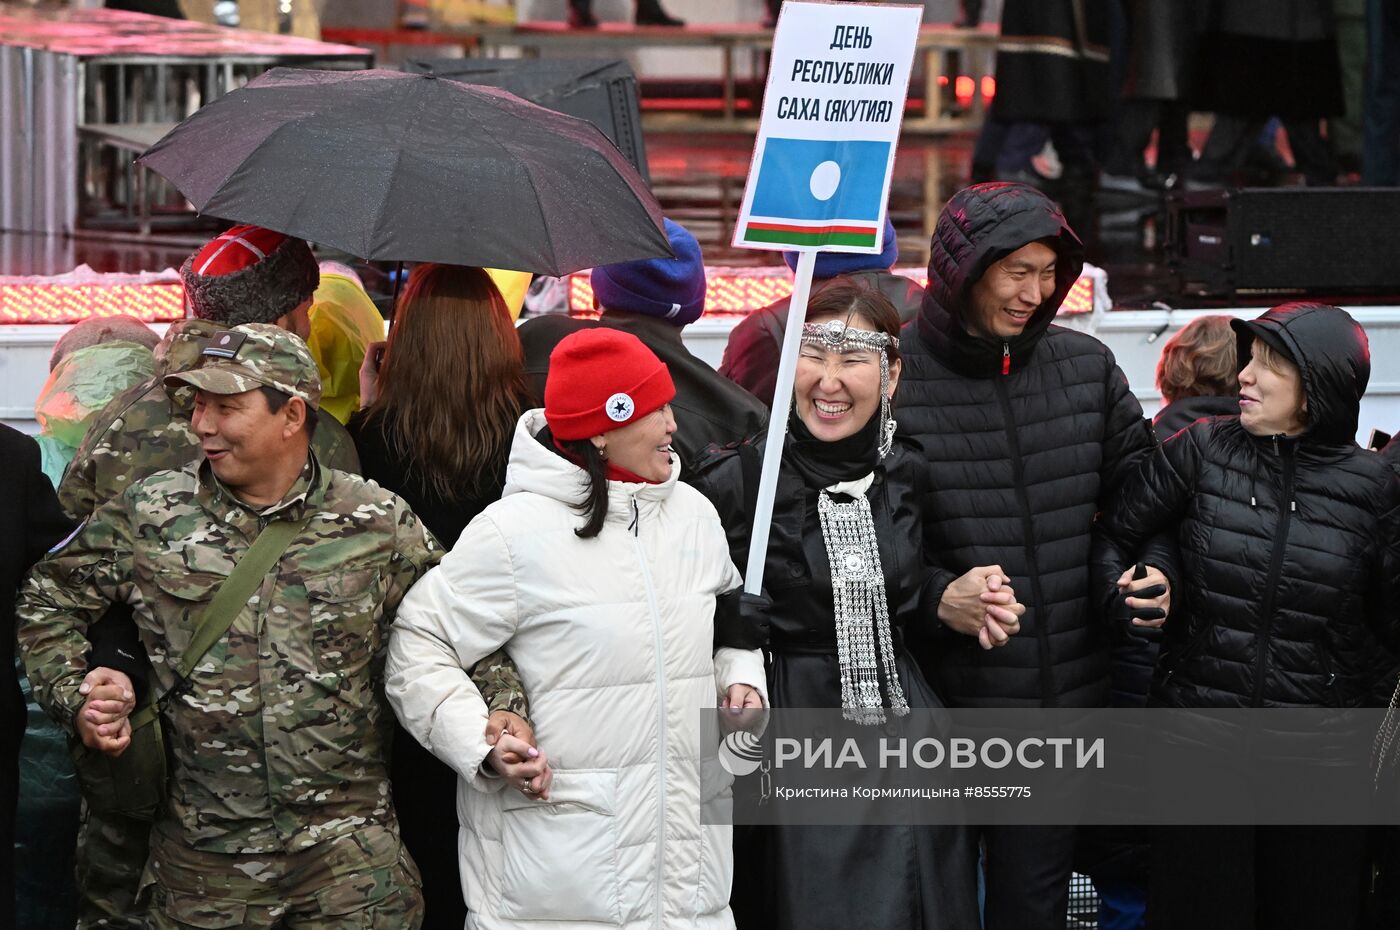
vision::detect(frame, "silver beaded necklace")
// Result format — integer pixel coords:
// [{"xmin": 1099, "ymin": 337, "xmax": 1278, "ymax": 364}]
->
[{"xmin": 800, "ymin": 320, "xmax": 909, "ymax": 724}]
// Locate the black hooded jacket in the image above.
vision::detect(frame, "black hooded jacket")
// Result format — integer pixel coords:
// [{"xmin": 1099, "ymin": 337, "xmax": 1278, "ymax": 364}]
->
[
  {"xmin": 1153, "ymin": 394, "xmax": 1240, "ymax": 441},
  {"xmin": 898, "ymin": 183, "xmax": 1162, "ymax": 708},
  {"xmin": 1382, "ymin": 433, "xmax": 1400, "ymax": 476},
  {"xmin": 1101, "ymin": 303, "xmax": 1400, "ymax": 708}
]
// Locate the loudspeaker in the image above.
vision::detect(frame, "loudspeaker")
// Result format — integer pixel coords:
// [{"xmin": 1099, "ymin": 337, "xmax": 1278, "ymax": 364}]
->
[
  {"xmin": 403, "ymin": 58, "xmax": 650, "ymax": 183},
  {"xmin": 1167, "ymin": 187, "xmax": 1400, "ymax": 295}
]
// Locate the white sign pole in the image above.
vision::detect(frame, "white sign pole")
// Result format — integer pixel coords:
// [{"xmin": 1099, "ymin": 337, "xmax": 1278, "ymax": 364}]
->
[{"xmin": 743, "ymin": 249, "xmax": 816, "ymax": 595}]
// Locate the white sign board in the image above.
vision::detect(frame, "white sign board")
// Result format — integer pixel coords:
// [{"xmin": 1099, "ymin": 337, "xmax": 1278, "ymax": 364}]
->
[{"xmin": 733, "ymin": 0, "xmax": 922, "ymax": 254}]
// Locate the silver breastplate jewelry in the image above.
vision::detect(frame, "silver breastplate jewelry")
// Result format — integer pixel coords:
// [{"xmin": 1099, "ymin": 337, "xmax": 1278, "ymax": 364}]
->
[{"xmin": 818, "ymin": 476, "xmax": 910, "ymax": 724}]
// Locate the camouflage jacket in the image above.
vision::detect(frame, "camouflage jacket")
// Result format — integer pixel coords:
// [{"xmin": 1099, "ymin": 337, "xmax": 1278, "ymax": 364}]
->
[
  {"xmin": 50, "ymin": 321, "xmax": 526, "ymax": 744},
  {"xmin": 22, "ymin": 457, "xmax": 444, "ymax": 853},
  {"xmin": 58, "ymin": 319, "xmax": 361, "ymax": 520}
]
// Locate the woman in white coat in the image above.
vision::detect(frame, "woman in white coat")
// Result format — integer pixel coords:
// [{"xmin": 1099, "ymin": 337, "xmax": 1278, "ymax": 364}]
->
[{"xmin": 387, "ymin": 328, "xmax": 766, "ymax": 930}]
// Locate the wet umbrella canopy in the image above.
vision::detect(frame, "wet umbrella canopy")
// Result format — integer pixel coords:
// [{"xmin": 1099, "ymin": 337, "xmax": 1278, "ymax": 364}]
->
[{"xmin": 138, "ymin": 68, "xmax": 672, "ymax": 276}]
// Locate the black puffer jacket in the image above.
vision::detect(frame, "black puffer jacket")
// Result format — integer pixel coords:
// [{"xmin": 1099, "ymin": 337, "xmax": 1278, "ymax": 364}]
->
[
  {"xmin": 1153, "ymin": 394, "xmax": 1239, "ymax": 441},
  {"xmin": 899, "ymin": 182, "xmax": 1162, "ymax": 709},
  {"xmin": 1382, "ymin": 433, "xmax": 1400, "ymax": 476},
  {"xmin": 1102, "ymin": 304, "xmax": 1400, "ymax": 708}
]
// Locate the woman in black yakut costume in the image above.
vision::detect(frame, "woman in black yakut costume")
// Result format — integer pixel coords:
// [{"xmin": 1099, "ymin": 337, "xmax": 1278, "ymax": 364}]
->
[{"xmin": 693, "ymin": 281, "xmax": 993, "ymax": 930}]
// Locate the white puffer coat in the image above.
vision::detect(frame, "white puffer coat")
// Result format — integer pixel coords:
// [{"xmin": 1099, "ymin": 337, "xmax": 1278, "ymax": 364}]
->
[{"xmin": 387, "ymin": 410, "xmax": 766, "ymax": 930}]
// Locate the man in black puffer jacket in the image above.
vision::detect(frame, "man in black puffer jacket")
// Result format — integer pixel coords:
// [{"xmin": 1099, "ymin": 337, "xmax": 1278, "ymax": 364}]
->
[{"xmin": 899, "ymin": 182, "xmax": 1172, "ymax": 930}]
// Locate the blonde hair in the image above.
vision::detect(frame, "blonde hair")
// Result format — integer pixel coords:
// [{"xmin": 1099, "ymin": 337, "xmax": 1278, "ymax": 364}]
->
[
  {"xmin": 1156, "ymin": 315, "xmax": 1238, "ymax": 403},
  {"xmin": 1247, "ymin": 337, "xmax": 1308, "ymax": 428},
  {"xmin": 1250, "ymin": 338, "xmax": 1295, "ymax": 374}
]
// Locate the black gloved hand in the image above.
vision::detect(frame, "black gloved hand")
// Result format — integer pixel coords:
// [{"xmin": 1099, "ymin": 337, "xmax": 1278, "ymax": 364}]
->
[
  {"xmin": 1125, "ymin": 563, "xmax": 1166, "ymax": 638},
  {"xmin": 715, "ymin": 589, "xmax": 772, "ymax": 650}
]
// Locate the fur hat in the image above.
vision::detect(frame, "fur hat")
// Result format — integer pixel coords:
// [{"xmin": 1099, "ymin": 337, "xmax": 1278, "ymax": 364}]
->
[
  {"xmin": 181, "ymin": 225, "xmax": 319, "ymax": 326},
  {"xmin": 590, "ymin": 219, "xmax": 706, "ymax": 326}
]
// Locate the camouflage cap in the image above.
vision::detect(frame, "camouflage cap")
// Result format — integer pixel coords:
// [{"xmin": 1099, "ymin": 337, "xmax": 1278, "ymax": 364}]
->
[{"xmin": 165, "ymin": 323, "xmax": 322, "ymax": 409}]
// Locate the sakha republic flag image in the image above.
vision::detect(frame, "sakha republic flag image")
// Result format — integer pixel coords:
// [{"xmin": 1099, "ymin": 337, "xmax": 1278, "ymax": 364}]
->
[
  {"xmin": 732, "ymin": 0, "xmax": 921, "ymax": 255},
  {"xmin": 743, "ymin": 138, "xmax": 892, "ymax": 249}
]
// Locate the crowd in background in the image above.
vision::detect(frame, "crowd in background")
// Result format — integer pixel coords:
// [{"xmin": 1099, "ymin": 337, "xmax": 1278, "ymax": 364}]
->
[
  {"xmin": 3, "ymin": 185, "xmax": 1400, "ymax": 929},
  {"xmin": 4, "ymin": 0, "xmax": 1400, "ymax": 928},
  {"xmin": 972, "ymin": 0, "xmax": 1400, "ymax": 194}
]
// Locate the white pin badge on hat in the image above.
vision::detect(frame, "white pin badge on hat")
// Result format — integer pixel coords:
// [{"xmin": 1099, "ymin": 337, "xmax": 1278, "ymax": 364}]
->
[{"xmin": 606, "ymin": 392, "xmax": 635, "ymax": 422}]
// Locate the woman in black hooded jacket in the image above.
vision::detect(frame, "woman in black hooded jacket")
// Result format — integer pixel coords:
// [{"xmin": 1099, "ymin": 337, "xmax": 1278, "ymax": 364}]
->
[{"xmin": 1100, "ymin": 302, "xmax": 1400, "ymax": 929}]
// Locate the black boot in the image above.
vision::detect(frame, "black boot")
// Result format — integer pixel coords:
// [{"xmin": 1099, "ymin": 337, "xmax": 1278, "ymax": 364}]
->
[
  {"xmin": 635, "ymin": 0, "xmax": 684, "ymax": 26},
  {"xmin": 567, "ymin": 0, "xmax": 598, "ymax": 28}
]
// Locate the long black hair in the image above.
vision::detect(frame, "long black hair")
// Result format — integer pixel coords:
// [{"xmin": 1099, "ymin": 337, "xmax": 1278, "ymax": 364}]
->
[{"xmin": 556, "ymin": 436, "xmax": 610, "ymax": 539}]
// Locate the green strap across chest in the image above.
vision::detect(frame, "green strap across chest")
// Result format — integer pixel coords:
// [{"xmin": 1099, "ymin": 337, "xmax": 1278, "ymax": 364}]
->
[{"xmin": 128, "ymin": 516, "xmax": 308, "ymax": 730}]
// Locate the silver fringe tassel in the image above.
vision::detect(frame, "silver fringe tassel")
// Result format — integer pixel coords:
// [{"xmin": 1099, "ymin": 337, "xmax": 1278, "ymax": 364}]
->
[{"xmin": 818, "ymin": 485, "xmax": 910, "ymax": 725}]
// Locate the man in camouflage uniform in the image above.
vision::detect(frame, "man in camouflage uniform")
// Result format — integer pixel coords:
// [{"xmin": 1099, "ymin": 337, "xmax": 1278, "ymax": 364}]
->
[
  {"xmin": 19, "ymin": 326, "xmax": 544, "ymax": 928},
  {"xmin": 52, "ymin": 228, "xmax": 531, "ymax": 928},
  {"xmin": 54, "ymin": 228, "xmax": 359, "ymax": 930}
]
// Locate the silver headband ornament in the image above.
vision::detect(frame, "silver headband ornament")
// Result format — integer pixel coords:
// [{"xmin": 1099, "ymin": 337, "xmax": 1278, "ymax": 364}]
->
[
  {"xmin": 799, "ymin": 319, "xmax": 899, "ymax": 459},
  {"xmin": 800, "ymin": 318, "xmax": 898, "ymax": 355}
]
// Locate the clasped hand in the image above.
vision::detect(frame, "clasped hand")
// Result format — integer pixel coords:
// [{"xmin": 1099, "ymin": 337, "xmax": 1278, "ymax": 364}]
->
[
  {"xmin": 486, "ymin": 711, "xmax": 552, "ymax": 800},
  {"xmin": 76, "ymin": 666, "xmax": 136, "ymax": 756},
  {"xmin": 1115, "ymin": 564, "xmax": 1171, "ymax": 629},
  {"xmin": 938, "ymin": 564, "xmax": 1026, "ymax": 650}
]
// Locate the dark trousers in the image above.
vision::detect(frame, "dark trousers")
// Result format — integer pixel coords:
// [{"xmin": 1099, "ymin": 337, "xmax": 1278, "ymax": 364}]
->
[
  {"xmin": 1196, "ymin": 115, "xmax": 1338, "ymax": 185},
  {"xmin": 1364, "ymin": 0, "xmax": 1400, "ymax": 184},
  {"xmin": 2, "ymin": 733, "xmax": 16, "ymax": 930},
  {"xmin": 979, "ymin": 824, "xmax": 1076, "ymax": 930},
  {"xmin": 1367, "ymin": 827, "xmax": 1400, "ymax": 929},
  {"xmin": 988, "ymin": 122, "xmax": 1100, "ymax": 177},
  {"xmin": 393, "ymin": 726, "xmax": 464, "ymax": 930},
  {"xmin": 1105, "ymin": 99, "xmax": 1192, "ymax": 178},
  {"xmin": 1149, "ymin": 825, "xmax": 1369, "ymax": 930}
]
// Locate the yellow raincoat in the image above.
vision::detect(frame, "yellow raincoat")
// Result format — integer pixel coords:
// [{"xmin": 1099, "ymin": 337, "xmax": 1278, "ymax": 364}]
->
[
  {"xmin": 306, "ymin": 273, "xmax": 387, "ymax": 424},
  {"xmin": 486, "ymin": 268, "xmax": 531, "ymax": 320}
]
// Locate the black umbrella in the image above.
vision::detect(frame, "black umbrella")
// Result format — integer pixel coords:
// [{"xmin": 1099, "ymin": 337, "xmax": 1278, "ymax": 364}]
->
[{"xmin": 137, "ymin": 67, "xmax": 671, "ymax": 276}]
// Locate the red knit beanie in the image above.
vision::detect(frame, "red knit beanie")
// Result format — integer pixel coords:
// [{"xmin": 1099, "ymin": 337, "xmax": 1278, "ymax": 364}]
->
[{"xmin": 545, "ymin": 329, "xmax": 676, "ymax": 441}]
